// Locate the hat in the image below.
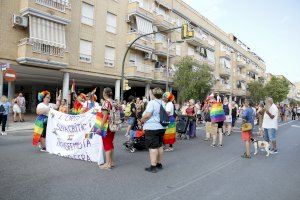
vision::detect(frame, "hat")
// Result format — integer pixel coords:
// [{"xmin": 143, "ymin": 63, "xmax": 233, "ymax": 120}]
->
[
  {"xmin": 78, "ymin": 93, "xmax": 87, "ymax": 101},
  {"xmin": 38, "ymin": 90, "xmax": 50, "ymax": 102},
  {"xmin": 163, "ymin": 92, "xmax": 175, "ymax": 102}
]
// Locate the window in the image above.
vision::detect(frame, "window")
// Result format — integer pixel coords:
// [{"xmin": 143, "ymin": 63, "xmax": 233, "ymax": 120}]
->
[
  {"xmin": 81, "ymin": 2, "xmax": 94, "ymax": 26},
  {"xmin": 220, "ymin": 58, "xmax": 231, "ymax": 69},
  {"xmin": 105, "ymin": 46, "xmax": 116, "ymax": 67},
  {"xmin": 79, "ymin": 40, "xmax": 92, "ymax": 62},
  {"xmin": 106, "ymin": 12, "xmax": 117, "ymax": 33},
  {"xmin": 176, "ymin": 45, "xmax": 181, "ymax": 56},
  {"xmin": 188, "ymin": 46, "xmax": 194, "ymax": 56},
  {"xmin": 206, "ymin": 49, "xmax": 215, "ymax": 63}
]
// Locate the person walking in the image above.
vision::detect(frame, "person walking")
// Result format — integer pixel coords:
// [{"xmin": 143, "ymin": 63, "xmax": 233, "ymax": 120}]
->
[
  {"xmin": 257, "ymin": 102, "xmax": 266, "ymax": 137},
  {"xmin": 210, "ymin": 97, "xmax": 226, "ymax": 147},
  {"xmin": 162, "ymin": 92, "xmax": 176, "ymax": 152},
  {"xmin": 186, "ymin": 99, "xmax": 197, "ymax": 139},
  {"xmin": 291, "ymin": 106, "xmax": 296, "ymax": 120},
  {"xmin": 231, "ymin": 101, "xmax": 238, "ymax": 130},
  {"xmin": 262, "ymin": 97, "xmax": 279, "ymax": 154},
  {"xmin": 241, "ymin": 99, "xmax": 255, "ymax": 158},
  {"xmin": 12, "ymin": 96, "xmax": 23, "ymax": 122},
  {"xmin": 0, "ymin": 95, "xmax": 11, "ymax": 135},
  {"xmin": 203, "ymin": 97, "xmax": 212, "ymax": 141},
  {"xmin": 95, "ymin": 87, "xmax": 116, "ymax": 170},
  {"xmin": 17, "ymin": 93, "xmax": 26, "ymax": 118},
  {"xmin": 141, "ymin": 88, "xmax": 166, "ymax": 173},
  {"xmin": 33, "ymin": 90, "xmax": 61, "ymax": 151},
  {"xmin": 297, "ymin": 105, "xmax": 300, "ymax": 120}
]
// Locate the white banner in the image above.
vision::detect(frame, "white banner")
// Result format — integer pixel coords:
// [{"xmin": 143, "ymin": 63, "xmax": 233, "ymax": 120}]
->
[{"xmin": 46, "ymin": 109, "xmax": 104, "ymax": 165}]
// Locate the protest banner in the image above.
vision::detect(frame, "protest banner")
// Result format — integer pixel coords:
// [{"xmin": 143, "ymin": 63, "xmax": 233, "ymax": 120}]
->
[{"xmin": 46, "ymin": 109, "xmax": 104, "ymax": 165}]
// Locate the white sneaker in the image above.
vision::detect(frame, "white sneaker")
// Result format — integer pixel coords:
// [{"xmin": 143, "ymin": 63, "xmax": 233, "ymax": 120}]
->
[{"xmin": 1, "ymin": 131, "xmax": 7, "ymax": 135}]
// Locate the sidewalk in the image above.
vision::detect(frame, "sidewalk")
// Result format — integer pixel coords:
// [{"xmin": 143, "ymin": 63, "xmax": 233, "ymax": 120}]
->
[{"xmin": 6, "ymin": 114, "xmax": 35, "ymax": 133}]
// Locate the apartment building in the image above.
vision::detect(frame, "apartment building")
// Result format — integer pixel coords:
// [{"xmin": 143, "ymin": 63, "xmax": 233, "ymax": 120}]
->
[{"xmin": 0, "ymin": 0, "xmax": 266, "ymax": 112}]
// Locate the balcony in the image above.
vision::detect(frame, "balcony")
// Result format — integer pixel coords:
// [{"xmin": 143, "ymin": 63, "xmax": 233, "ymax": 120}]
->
[
  {"xmin": 127, "ymin": 31, "xmax": 154, "ymax": 52},
  {"xmin": 17, "ymin": 38, "xmax": 68, "ymax": 69},
  {"xmin": 153, "ymin": 68, "xmax": 174, "ymax": 83},
  {"xmin": 215, "ymin": 83, "xmax": 232, "ymax": 94},
  {"xmin": 153, "ymin": 14, "xmax": 175, "ymax": 31},
  {"xmin": 219, "ymin": 65, "xmax": 231, "ymax": 77},
  {"xmin": 237, "ymin": 60, "xmax": 247, "ymax": 68},
  {"xmin": 127, "ymin": 1, "xmax": 154, "ymax": 22},
  {"xmin": 154, "ymin": 41, "xmax": 175, "ymax": 58},
  {"xmin": 219, "ymin": 50, "xmax": 231, "ymax": 60},
  {"xmin": 20, "ymin": 0, "xmax": 71, "ymax": 23},
  {"xmin": 186, "ymin": 32, "xmax": 206, "ymax": 47},
  {"xmin": 125, "ymin": 62, "xmax": 154, "ymax": 81}
]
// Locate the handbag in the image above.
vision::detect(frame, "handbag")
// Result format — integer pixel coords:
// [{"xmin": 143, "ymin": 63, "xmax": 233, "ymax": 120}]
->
[{"xmin": 241, "ymin": 122, "xmax": 252, "ymax": 132}]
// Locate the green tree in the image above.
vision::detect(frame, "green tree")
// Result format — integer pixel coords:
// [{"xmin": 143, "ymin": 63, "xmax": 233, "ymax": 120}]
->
[
  {"xmin": 247, "ymin": 80, "xmax": 266, "ymax": 104},
  {"xmin": 173, "ymin": 56, "xmax": 214, "ymax": 102},
  {"xmin": 264, "ymin": 76, "xmax": 290, "ymax": 103}
]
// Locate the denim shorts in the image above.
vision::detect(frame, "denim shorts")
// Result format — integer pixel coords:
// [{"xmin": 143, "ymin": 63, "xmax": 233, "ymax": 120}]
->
[
  {"xmin": 264, "ymin": 128, "xmax": 277, "ymax": 142},
  {"xmin": 127, "ymin": 117, "xmax": 136, "ymax": 126}
]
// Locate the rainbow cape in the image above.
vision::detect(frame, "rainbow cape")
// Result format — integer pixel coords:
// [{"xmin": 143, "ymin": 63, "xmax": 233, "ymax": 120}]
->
[
  {"xmin": 210, "ymin": 102, "xmax": 226, "ymax": 123},
  {"xmin": 32, "ymin": 115, "xmax": 48, "ymax": 146},
  {"xmin": 92, "ymin": 111, "xmax": 109, "ymax": 137},
  {"xmin": 163, "ymin": 116, "xmax": 176, "ymax": 145}
]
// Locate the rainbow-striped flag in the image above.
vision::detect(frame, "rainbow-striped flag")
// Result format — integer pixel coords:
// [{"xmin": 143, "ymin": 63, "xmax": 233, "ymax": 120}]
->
[
  {"xmin": 92, "ymin": 112, "xmax": 109, "ymax": 137},
  {"xmin": 32, "ymin": 115, "xmax": 48, "ymax": 146},
  {"xmin": 71, "ymin": 100, "xmax": 83, "ymax": 115},
  {"xmin": 210, "ymin": 102, "xmax": 226, "ymax": 123}
]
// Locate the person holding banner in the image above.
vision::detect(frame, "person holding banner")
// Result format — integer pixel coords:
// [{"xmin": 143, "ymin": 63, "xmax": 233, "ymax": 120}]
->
[
  {"xmin": 32, "ymin": 90, "xmax": 61, "ymax": 151},
  {"xmin": 94, "ymin": 87, "xmax": 115, "ymax": 170}
]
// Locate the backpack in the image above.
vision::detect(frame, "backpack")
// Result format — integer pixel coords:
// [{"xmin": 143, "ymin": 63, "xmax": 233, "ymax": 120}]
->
[
  {"xmin": 0, "ymin": 105, "xmax": 5, "ymax": 115},
  {"xmin": 155, "ymin": 100, "xmax": 169, "ymax": 127},
  {"xmin": 124, "ymin": 103, "xmax": 132, "ymax": 117},
  {"xmin": 109, "ymin": 102, "xmax": 122, "ymax": 132}
]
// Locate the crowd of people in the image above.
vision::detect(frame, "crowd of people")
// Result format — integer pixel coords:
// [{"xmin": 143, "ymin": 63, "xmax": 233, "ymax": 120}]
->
[{"xmin": 1, "ymin": 86, "xmax": 299, "ymax": 173}]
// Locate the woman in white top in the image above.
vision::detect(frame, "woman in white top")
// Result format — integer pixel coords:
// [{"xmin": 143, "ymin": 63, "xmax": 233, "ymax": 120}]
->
[
  {"xmin": 162, "ymin": 92, "xmax": 176, "ymax": 152},
  {"xmin": 33, "ymin": 90, "xmax": 61, "ymax": 152},
  {"xmin": 12, "ymin": 97, "xmax": 23, "ymax": 122}
]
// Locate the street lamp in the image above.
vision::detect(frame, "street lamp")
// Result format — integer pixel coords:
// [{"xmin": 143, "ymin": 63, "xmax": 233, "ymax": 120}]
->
[{"xmin": 166, "ymin": 39, "xmax": 184, "ymax": 92}]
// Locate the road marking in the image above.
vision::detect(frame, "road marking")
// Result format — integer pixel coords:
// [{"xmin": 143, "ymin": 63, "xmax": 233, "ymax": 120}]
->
[
  {"xmin": 291, "ymin": 125, "xmax": 300, "ymax": 128},
  {"xmin": 142, "ymin": 157, "xmax": 240, "ymax": 200},
  {"xmin": 278, "ymin": 120, "xmax": 295, "ymax": 127}
]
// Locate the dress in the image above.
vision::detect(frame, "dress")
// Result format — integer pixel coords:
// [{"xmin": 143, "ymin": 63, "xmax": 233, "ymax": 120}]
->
[{"xmin": 13, "ymin": 103, "xmax": 21, "ymax": 113}]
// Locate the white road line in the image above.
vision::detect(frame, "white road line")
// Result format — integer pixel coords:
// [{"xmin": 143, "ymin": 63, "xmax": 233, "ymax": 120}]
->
[
  {"xmin": 291, "ymin": 125, "xmax": 300, "ymax": 128},
  {"xmin": 278, "ymin": 120, "xmax": 295, "ymax": 127}
]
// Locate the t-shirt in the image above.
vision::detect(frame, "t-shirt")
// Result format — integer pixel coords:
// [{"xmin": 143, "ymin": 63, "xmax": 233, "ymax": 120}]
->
[
  {"xmin": 0, "ymin": 102, "xmax": 11, "ymax": 115},
  {"xmin": 223, "ymin": 104, "xmax": 230, "ymax": 115},
  {"xmin": 243, "ymin": 107, "xmax": 254, "ymax": 127},
  {"xmin": 262, "ymin": 103, "xmax": 278, "ymax": 129},
  {"xmin": 195, "ymin": 104, "xmax": 201, "ymax": 115},
  {"xmin": 165, "ymin": 102, "xmax": 174, "ymax": 116},
  {"xmin": 37, "ymin": 102, "xmax": 58, "ymax": 116},
  {"xmin": 142, "ymin": 99, "xmax": 165, "ymax": 130},
  {"xmin": 130, "ymin": 102, "xmax": 136, "ymax": 118}
]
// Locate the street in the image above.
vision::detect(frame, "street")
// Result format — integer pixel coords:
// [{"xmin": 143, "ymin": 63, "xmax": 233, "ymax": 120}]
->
[{"xmin": 0, "ymin": 120, "xmax": 300, "ymax": 200}]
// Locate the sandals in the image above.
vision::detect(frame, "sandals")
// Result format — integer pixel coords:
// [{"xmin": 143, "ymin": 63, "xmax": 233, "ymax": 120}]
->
[
  {"xmin": 99, "ymin": 163, "xmax": 112, "ymax": 170},
  {"xmin": 241, "ymin": 153, "xmax": 251, "ymax": 159}
]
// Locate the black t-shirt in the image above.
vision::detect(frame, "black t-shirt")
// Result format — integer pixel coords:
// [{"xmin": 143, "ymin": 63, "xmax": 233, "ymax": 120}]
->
[
  {"xmin": 232, "ymin": 107, "xmax": 237, "ymax": 118},
  {"xmin": 130, "ymin": 102, "xmax": 136, "ymax": 118},
  {"xmin": 223, "ymin": 104, "xmax": 230, "ymax": 115}
]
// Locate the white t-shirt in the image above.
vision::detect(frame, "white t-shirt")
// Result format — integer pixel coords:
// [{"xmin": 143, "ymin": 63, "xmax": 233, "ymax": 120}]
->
[
  {"xmin": 37, "ymin": 102, "xmax": 58, "ymax": 116},
  {"xmin": 165, "ymin": 102, "xmax": 174, "ymax": 116},
  {"xmin": 195, "ymin": 104, "xmax": 201, "ymax": 114},
  {"xmin": 262, "ymin": 103, "xmax": 278, "ymax": 129}
]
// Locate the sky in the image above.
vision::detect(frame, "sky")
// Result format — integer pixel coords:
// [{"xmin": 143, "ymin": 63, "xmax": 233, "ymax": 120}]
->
[{"xmin": 183, "ymin": 0, "xmax": 300, "ymax": 83}]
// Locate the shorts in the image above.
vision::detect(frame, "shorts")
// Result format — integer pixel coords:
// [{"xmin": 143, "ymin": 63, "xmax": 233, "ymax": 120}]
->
[
  {"xmin": 102, "ymin": 130, "xmax": 115, "ymax": 151},
  {"xmin": 127, "ymin": 117, "xmax": 136, "ymax": 126},
  {"xmin": 264, "ymin": 128, "xmax": 277, "ymax": 142},
  {"xmin": 242, "ymin": 131, "xmax": 251, "ymax": 141},
  {"xmin": 217, "ymin": 121, "xmax": 224, "ymax": 129},
  {"xmin": 224, "ymin": 115, "xmax": 232, "ymax": 123},
  {"xmin": 145, "ymin": 129, "xmax": 165, "ymax": 149}
]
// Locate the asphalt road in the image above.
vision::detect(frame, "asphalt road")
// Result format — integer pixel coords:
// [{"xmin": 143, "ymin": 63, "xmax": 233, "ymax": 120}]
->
[{"xmin": 0, "ymin": 120, "xmax": 300, "ymax": 200}]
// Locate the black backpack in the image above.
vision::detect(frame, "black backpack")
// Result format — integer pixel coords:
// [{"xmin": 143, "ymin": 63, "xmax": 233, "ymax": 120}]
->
[
  {"xmin": 0, "ymin": 105, "xmax": 5, "ymax": 115},
  {"xmin": 155, "ymin": 100, "xmax": 170, "ymax": 127}
]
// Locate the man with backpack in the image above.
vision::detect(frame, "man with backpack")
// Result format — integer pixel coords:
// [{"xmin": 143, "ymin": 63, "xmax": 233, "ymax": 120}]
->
[{"xmin": 125, "ymin": 96, "xmax": 136, "ymax": 138}]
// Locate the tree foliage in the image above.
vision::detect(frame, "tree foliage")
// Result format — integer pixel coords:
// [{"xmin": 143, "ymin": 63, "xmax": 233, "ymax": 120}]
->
[
  {"xmin": 264, "ymin": 76, "xmax": 290, "ymax": 103},
  {"xmin": 247, "ymin": 80, "xmax": 266, "ymax": 104},
  {"xmin": 173, "ymin": 56, "xmax": 214, "ymax": 102}
]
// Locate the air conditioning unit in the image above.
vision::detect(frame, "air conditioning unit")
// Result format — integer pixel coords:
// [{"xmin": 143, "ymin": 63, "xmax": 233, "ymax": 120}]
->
[
  {"xmin": 144, "ymin": 52, "xmax": 151, "ymax": 60},
  {"xmin": 151, "ymin": 54, "xmax": 158, "ymax": 62},
  {"xmin": 13, "ymin": 15, "xmax": 28, "ymax": 28},
  {"xmin": 153, "ymin": 26, "xmax": 158, "ymax": 32}
]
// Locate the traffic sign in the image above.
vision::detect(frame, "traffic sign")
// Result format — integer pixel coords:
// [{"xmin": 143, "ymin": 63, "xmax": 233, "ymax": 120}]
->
[{"xmin": 3, "ymin": 68, "xmax": 16, "ymax": 82}]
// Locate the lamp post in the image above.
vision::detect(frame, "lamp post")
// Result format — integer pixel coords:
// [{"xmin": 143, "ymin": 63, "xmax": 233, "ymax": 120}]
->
[{"xmin": 166, "ymin": 39, "xmax": 184, "ymax": 92}]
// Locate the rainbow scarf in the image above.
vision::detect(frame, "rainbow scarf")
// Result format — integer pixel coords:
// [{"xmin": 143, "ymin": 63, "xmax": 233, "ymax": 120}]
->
[
  {"xmin": 210, "ymin": 102, "xmax": 226, "ymax": 123},
  {"xmin": 32, "ymin": 115, "xmax": 48, "ymax": 146},
  {"xmin": 92, "ymin": 111, "xmax": 109, "ymax": 137},
  {"xmin": 163, "ymin": 116, "xmax": 176, "ymax": 145}
]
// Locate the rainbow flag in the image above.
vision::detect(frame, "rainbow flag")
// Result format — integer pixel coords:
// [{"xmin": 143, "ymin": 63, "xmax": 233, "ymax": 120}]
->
[
  {"xmin": 32, "ymin": 115, "xmax": 48, "ymax": 146},
  {"xmin": 92, "ymin": 111, "xmax": 109, "ymax": 137},
  {"xmin": 71, "ymin": 100, "xmax": 83, "ymax": 115},
  {"xmin": 163, "ymin": 116, "xmax": 176, "ymax": 145},
  {"xmin": 210, "ymin": 102, "xmax": 226, "ymax": 123}
]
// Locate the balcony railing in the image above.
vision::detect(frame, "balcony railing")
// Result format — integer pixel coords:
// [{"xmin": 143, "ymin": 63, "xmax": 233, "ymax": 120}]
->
[
  {"xmin": 35, "ymin": 0, "xmax": 70, "ymax": 12},
  {"xmin": 19, "ymin": 38, "xmax": 65, "ymax": 57},
  {"xmin": 129, "ymin": 62, "xmax": 153, "ymax": 73}
]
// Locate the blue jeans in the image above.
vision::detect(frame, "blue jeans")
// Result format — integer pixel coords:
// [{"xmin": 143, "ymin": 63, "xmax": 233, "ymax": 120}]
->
[
  {"xmin": 187, "ymin": 120, "xmax": 196, "ymax": 137},
  {"xmin": 264, "ymin": 128, "xmax": 277, "ymax": 142}
]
